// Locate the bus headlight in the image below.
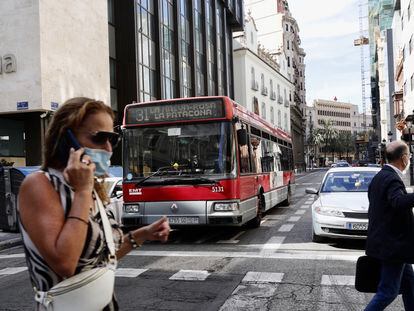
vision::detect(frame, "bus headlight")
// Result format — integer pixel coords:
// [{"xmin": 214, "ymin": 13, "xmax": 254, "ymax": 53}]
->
[
  {"xmin": 124, "ymin": 204, "xmax": 140, "ymax": 213},
  {"xmin": 213, "ymin": 202, "xmax": 239, "ymax": 211}
]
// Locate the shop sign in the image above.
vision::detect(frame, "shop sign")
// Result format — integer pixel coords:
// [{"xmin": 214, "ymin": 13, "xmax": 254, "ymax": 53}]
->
[{"xmin": 0, "ymin": 54, "xmax": 17, "ymax": 74}]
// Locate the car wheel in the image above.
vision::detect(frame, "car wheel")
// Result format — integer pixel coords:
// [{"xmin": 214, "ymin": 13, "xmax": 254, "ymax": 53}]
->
[{"xmin": 312, "ymin": 229, "xmax": 325, "ymax": 243}]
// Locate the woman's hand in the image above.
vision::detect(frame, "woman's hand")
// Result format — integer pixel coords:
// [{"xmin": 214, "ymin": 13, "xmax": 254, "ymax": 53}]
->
[
  {"xmin": 63, "ymin": 148, "xmax": 95, "ymax": 193},
  {"xmin": 132, "ymin": 217, "xmax": 170, "ymax": 244}
]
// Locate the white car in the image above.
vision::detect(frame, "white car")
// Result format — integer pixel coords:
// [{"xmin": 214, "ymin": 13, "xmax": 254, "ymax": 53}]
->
[
  {"xmin": 306, "ymin": 167, "xmax": 380, "ymax": 242},
  {"xmin": 104, "ymin": 177, "xmax": 123, "ymax": 225}
]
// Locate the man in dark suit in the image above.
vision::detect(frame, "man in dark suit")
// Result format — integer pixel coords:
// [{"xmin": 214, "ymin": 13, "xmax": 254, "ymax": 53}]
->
[{"xmin": 365, "ymin": 140, "xmax": 414, "ymax": 310}]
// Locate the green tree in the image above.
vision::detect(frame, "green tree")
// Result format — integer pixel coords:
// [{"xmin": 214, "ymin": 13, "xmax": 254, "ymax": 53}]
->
[{"xmin": 319, "ymin": 120, "xmax": 338, "ymax": 165}]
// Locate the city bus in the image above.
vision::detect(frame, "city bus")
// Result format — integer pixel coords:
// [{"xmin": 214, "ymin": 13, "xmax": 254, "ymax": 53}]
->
[{"xmin": 121, "ymin": 96, "xmax": 295, "ymax": 228}]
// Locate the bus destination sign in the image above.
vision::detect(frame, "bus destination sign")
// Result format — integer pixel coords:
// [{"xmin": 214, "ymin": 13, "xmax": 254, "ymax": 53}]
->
[{"xmin": 126, "ymin": 100, "xmax": 225, "ymax": 124}]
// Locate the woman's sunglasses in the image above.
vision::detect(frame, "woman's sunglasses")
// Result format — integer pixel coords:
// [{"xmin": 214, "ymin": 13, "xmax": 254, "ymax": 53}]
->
[{"xmin": 87, "ymin": 131, "xmax": 120, "ymax": 148}]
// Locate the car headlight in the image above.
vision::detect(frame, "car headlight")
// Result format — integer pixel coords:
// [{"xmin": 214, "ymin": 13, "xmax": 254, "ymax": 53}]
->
[
  {"xmin": 314, "ymin": 206, "xmax": 344, "ymax": 217},
  {"xmin": 124, "ymin": 204, "xmax": 140, "ymax": 213},
  {"xmin": 213, "ymin": 202, "xmax": 239, "ymax": 211}
]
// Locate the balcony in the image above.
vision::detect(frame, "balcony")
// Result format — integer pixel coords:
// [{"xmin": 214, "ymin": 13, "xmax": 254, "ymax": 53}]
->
[
  {"xmin": 278, "ymin": 95, "xmax": 283, "ymax": 104},
  {"xmin": 261, "ymin": 86, "xmax": 268, "ymax": 96},
  {"xmin": 251, "ymin": 80, "xmax": 259, "ymax": 91},
  {"xmin": 270, "ymin": 91, "xmax": 276, "ymax": 100}
]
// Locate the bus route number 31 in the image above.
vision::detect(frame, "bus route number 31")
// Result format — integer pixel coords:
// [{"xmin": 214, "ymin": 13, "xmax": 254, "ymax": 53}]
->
[{"xmin": 212, "ymin": 186, "xmax": 224, "ymax": 193}]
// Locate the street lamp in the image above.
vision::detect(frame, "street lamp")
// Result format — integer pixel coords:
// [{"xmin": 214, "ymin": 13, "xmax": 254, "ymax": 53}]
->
[
  {"xmin": 388, "ymin": 131, "xmax": 393, "ymax": 142},
  {"xmin": 405, "ymin": 111, "xmax": 414, "ymax": 185}
]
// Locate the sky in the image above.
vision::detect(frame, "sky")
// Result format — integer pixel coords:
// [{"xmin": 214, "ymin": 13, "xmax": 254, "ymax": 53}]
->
[{"xmin": 287, "ymin": 0, "xmax": 369, "ymax": 112}]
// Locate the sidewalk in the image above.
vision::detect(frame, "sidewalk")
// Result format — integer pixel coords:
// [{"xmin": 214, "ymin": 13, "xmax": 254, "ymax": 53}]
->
[{"xmin": 0, "ymin": 230, "xmax": 21, "ymax": 251}]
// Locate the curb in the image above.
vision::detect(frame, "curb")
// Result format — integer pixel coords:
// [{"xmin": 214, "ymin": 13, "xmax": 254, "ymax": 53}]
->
[{"xmin": 0, "ymin": 237, "xmax": 22, "ymax": 251}]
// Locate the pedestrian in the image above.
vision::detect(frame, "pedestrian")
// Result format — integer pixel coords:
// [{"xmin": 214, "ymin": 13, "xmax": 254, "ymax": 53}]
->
[
  {"xmin": 365, "ymin": 140, "xmax": 414, "ymax": 310},
  {"xmin": 18, "ymin": 97, "xmax": 170, "ymax": 310}
]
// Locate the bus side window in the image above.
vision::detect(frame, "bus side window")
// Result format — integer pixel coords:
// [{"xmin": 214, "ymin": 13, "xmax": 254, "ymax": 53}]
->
[
  {"xmin": 236, "ymin": 123, "xmax": 250, "ymax": 173},
  {"xmin": 249, "ymin": 135, "xmax": 261, "ymax": 173}
]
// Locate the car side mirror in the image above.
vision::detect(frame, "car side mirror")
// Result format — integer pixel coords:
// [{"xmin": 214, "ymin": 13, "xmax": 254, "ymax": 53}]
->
[
  {"xmin": 116, "ymin": 190, "xmax": 123, "ymax": 199},
  {"xmin": 305, "ymin": 188, "xmax": 318, "ymax": 195}
]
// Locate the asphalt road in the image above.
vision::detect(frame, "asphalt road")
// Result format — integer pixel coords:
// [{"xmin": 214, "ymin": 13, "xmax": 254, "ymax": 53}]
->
[{"xmin": 0, "ymin": 169, "xmax": 404, "ymax": 310}]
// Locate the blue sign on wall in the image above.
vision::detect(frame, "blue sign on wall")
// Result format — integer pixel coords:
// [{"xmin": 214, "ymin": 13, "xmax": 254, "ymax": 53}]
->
[
  {"xmin": 51, "ymin": 102, "xmax": 59, "ymax": 110},
  {"xmin": 17, "ymin": 101, "xmax": 28, "ymax": 110}
]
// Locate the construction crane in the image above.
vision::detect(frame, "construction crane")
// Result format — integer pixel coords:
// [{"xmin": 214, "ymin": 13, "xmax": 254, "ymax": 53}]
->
[{"xmin": 354, "ymin": 0, "xmax": 369, "ymax": 134}]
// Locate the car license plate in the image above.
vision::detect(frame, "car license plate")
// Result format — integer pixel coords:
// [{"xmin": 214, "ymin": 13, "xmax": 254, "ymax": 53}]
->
[
  {"xmin": 167, "ymin": 216, "xmax": 199, "ymax": 225},
  {"xmin": 347, "ymin": 223, "xmax": 368, "ymax": 230}
]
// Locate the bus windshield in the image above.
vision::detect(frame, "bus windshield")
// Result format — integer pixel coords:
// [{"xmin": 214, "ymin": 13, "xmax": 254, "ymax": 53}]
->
[{"xmin": 123, "ymin": 121, "xmax": 235, "ymax": 182}]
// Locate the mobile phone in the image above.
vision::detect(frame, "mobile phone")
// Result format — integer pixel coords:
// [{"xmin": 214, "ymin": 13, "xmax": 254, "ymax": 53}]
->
[
  {"xmin": 66, "ymin": 129, "xmax": 82, "ymax": 150},
  {"xmin": 57, "ymin": 129, "xmax": 83, "ymax": 164}
]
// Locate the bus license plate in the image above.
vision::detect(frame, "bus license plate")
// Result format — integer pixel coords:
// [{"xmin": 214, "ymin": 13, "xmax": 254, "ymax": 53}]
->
[
  {"xmin": 167, "ymin": 216, "xmax": 199, "ymax": 225},
  {"xmin": 347, "ymin": 223, "xmax": 368, "ymax": 230}
]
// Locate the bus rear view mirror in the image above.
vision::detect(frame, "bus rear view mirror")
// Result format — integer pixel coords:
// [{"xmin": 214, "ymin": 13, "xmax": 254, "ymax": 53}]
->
[{"xmin": 237, "ymin": 129, "xmax": 247, "ymax": 146}]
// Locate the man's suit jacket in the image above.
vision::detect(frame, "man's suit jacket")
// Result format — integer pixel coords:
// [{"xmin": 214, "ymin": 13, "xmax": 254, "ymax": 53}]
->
[{"xmin": 366, "ymin": 165, "xmax": 414, "ymax": 263}]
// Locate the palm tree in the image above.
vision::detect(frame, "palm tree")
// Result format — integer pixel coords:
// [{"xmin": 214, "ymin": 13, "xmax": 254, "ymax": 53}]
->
[
  {"xmin": 319, "ymin": 120, "xmax": 338, "ymax": 165},
  {"xmin": 309, "ymin": 128, "xmax": 324, "ymax": 164}
]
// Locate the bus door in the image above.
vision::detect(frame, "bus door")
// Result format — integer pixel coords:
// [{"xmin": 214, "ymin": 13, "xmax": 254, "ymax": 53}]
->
[{"xmin": 236, "ymin": 123, "xmax": 256, "ymax": 200}]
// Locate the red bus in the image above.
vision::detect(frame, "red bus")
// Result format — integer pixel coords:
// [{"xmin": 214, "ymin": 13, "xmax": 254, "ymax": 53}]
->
[{"xmin": 121, "ymin": 96, "xmax": 295, "ymax": 228}]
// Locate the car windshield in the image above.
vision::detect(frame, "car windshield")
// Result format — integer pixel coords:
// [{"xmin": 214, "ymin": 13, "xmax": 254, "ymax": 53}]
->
[
  {"xmin": 123, "ymin": 121, "xmax": 236, "ymax": 182},
  {"xmin": 321, "ymin": 171, "xmax": 378, "ymax": 193}
]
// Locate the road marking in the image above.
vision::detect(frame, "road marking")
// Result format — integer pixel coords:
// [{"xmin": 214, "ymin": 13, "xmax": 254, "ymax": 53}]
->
[
  {"xmin": 264, "ymin": 215, "xmax": 285, "ymax": 220},
  {"xmin": 321, "ymin": 275, "xmax": 355, "ymax": 286},
  {"xmin": 242, "ymin": 272, "xmax": 284, "ymax": 283},
  {"xmin": 0, "ymin": 267, "xmax": 27, "ymax": 275},
  {"xmin": 169, "ymin": 269, "xmax": 210, "ymax": 281},
  {"xmin": 295, "ymin": 210, "xmax": 306, "ymax": 215},
  {"xmin": 278, "ymin": 224, "xmax": 294, "ymax": 232},
  {"xmin": 0, "ymin": 254, "xmax": 25, "ymax": 259},
  {"xmin": 260, "ymin": 236, "xmax": 285, "ymax": 257},
  {"xmin": 115, "ymin": 268, "xmax": 147, "ymax": 278},
  {"xmin": 287, "ymin": 216, "xmax": 301, "ymax": 222},
  {"xmin": 260, "ymin": 219, "xmax": 268, "ymax": 225},
  {"xmin": 298, "ymin": 183, "xmax": 320, "ymax": 186},
  {"xmin": 301, "ymin": 205, "xmax": 310, "ymax": 209},
  {"xmin": 217, "ymin": 231, "xmax": 245, "ymax": 244},
  {"xmin": 305, "ymin": 200, "xmax": 314, "ymax": 204}
]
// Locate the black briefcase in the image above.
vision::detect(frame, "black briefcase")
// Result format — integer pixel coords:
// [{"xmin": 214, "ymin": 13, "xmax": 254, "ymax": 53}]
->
[{"xmin": 355, "ymin": 255, "xmax": 381, "ymax": 293}]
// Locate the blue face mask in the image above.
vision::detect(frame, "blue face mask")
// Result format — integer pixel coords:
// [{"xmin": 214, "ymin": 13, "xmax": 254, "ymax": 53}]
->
[{"xmin": 84, "ymin": 147, "xmax": 112, "ymax": 177}]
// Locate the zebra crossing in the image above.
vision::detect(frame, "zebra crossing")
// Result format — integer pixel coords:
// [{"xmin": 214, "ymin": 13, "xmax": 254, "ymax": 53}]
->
[{"xmin": 0, "ymin": 264, "xmax": 358, "ymax": 286}]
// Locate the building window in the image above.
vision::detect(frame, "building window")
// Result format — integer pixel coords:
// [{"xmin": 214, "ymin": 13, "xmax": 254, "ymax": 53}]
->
[
  {"xmin": 253, "ymin": 97, "xmax": 259, "ymax": 115},
  {"xmin": 270, "ymin": 79, "xmax": 273, "ymax": 94},
  {"xmin": 194, "ymin": 0, "xmax": 205, "ymax": 95},
  {"xmin": 404, "ymin": 81, "xmax": 407, "ymax": 95},
  {"xmin": 251, "ymin": 67, "xmax": 255, "ymax": 84},
  {"xmin": 287, "ymin": 57, "xmax": 290, "ymax": 67},
  {"xmin": 250, "ymin": 31, "xmax": 254, "ymax": 44},
  {"xmin": 206, "ymin": 0, "xmax": 216, "ymax": 95},
  {"xmin": 285, "ymin": 23, "xmax": 288, "ymax": 31},
  {"xmin": 137, "ymin": 1, "xmax": 158, "ymax": 101},
  {"xmin": 284, "ymin": 113, "xmax": 288, "ymax": 130},
  {"xmin": 411, "ymin": 74, "xmax": 414, "ymax": 91},
  {"xmin": 180, "ymin": 0, "xmax": 192, "ymax": 97},
  {"xmin": 160, "ymin": 0, "xmax": 176, "ymax": 99},
  {"xmin": 261, "ymin": 102, "xmax": 266, "ymax": 119},
  {"xmin": 410, "ymin": 36, "xmax": 413, "ymax": 55},
  {"xmin": 216, "ymin": 4, "xmax": 225, "ymax": 95},
  {"xmin": 108, "ymin": 0, "xmax": 115, "ymax": 25},
  {"xmin": 287, "ymin": 40, "xmax": 289, "ymax": 50},
  {"xmin": 278, "ymin": 110, "xmax": 281, "ymax": 127},
  {"xmin": 270, "ymin": 106, "xmax": 274, "ymax": 124},
  {"xmin": 261, "ymin": 73, "xmax": 265, "ymax": 90}
]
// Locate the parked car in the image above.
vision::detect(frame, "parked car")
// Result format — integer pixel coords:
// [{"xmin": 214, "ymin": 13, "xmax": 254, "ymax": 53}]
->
[
  {"xmin": 305, "ymin": 167, "xmax": 380, "ymax": 242},
  {"xmin": 335, "ymin": 161, "xmax": 350, "ymax": 167},
  {"xmin": 104, "ymin": 177, "xmax": 123, "ymax": 225}
]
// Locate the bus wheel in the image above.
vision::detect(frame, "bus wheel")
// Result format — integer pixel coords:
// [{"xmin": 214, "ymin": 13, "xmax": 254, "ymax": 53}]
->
[
  {"xmin": 280, "ymin": 185, "xmax": 291, "ymax": 206},
  {"xmin": 246, "ymin": 195, "xmax": 264, "ymax": 229}
]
